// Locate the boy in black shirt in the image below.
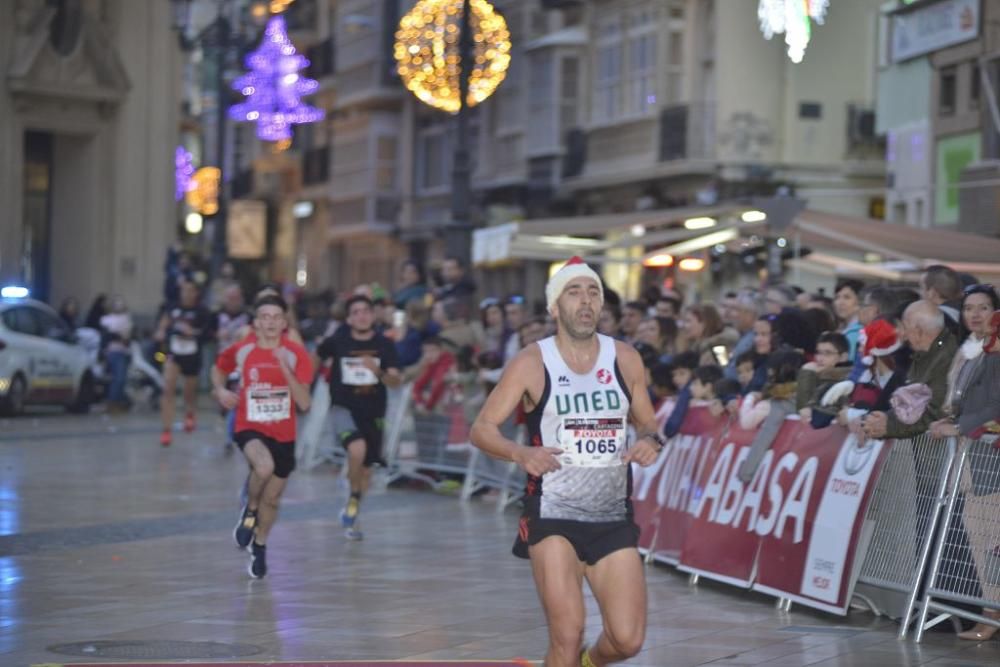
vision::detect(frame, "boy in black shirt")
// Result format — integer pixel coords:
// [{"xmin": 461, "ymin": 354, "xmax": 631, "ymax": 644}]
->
[{"xmin": 317, "ymin": 295, "xmax": 402, "ymax": 540}]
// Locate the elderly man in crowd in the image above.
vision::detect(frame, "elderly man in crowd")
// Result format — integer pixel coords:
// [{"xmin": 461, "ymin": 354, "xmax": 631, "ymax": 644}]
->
[
  {"xmin": 920, "ymin": 264, "xmax": 964, "ymax": 330},
  {"xmin": 861, "ymin": 300, "xmax": 956, "ymax": 440}
]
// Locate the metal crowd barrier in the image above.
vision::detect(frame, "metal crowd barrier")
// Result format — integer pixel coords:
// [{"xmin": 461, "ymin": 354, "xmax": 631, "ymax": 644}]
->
[
  {"xmin": 915, "ymin": 436, "xmax": 1000, "ymax": 641},
  {"xmin": 853, "ymin": 434, "xmax": 956, "ymax": 637}
]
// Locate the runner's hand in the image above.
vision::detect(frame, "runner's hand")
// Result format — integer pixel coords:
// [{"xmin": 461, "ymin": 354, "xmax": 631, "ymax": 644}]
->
[
  {"xmin": 623, "ymin": 437, "xmax": 661, "ymax": 467},
  {"xmin": 176, "ymin": 322, "xmax": 195, "ymax": 336},
  {"xmin": 513, "ymin": 446, "xmax": 563, "ymax": 476},
  {"xmin": 214, "ymin": 387, "xmax": 239, "ymax": 410},
  {"xmin": 360, "ymin": 356, "xmax": 380, "ymax": 374}
]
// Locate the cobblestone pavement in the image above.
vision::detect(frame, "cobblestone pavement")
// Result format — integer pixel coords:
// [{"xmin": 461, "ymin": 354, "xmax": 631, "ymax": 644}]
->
[{"xmin": 2, "ymin": 407, "xmax": 1000, "ymax": 666}]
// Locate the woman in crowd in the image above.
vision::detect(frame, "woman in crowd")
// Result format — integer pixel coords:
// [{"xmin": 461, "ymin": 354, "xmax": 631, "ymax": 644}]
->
[
  {"xmin": 393, "ymin": 260, "xmax": 429, "ymax": 309},
  {"xmin": 927, "ymin": 285, "xmax": 1000, "ymax": 640},
  {"xmin": 479, "ymin": 298, "xmax": 511, "ymax": 365},
  {"xmin": 681, "ymin": 303, "xmax": 738, "ymax": 366},
  {"xmin": 59, "ymin": 297, "xmax": 80, "ymax": 330},
  {"xmin": 100, "ymin": 296, "xmax": 134, "ymax": 412},
  {"xmin": 636, "ymin": 316, "xmax": 679, "ymax": 360},
  {"xmin": 84, "ymin": 294, "xmax": 108, "ymax": 330},
  {"xmin": 834, "ymin": 279, "xmax": 865, "ymax": 359}
]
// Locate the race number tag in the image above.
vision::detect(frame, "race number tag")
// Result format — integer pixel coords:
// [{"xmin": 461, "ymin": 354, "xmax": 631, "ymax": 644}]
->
[
  {"xmin": 169, "ymin": 335, "xmax": 198, "ymax": 356},
  {"xmin": 341, "ymin": 357, "xmax": 379, "ymax": 386},
  {"xmin": 247, "ymin": 388, "xmax": 291, "ymax": 422},
  {"xmin": 559, "ymin": 417, "xmax": 626, "ymax": 467}
]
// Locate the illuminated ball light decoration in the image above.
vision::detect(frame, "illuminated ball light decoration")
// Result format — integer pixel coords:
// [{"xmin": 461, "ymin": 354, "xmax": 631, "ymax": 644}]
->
[
  {"xmin": 758, "ymin": 0, "xmax": 830, "ymax": 64},
  {"xmin": 394, "ymin": 0, "xmax": 511, "ymax": 114},
  {"xmin": 186, "ymin": 167, "xmax": 221, "ymax": 216},
  {"xmin": 229, "ymin": 15, "xmax": 324, "ymax": 142}
]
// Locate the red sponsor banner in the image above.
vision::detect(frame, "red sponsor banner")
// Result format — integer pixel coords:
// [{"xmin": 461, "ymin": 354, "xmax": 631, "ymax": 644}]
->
[
  {"xmin": 676, "ymin": 419, "xmax": 765, "ymax": 586},
  {"xmin": 632, "ymin": 406, "xmax": 723, "ymax": 561},
  {"xmin": 753, "ymin": 429, "xmax": 888, "ymax": 614}
]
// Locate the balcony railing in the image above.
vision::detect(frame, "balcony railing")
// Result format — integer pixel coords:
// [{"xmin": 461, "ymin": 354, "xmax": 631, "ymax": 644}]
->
[{"xmin": 302, "ymin": 146, "xmax": 330, "ymax": 186}]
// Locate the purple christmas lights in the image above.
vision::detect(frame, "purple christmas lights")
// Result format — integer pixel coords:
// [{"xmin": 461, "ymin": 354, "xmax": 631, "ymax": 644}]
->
[
  {"xmin": 175, "ymin": 146, "xmax": 195, "ymax": 201},
  {"xmin": 228, "ymin": 15, "xmax": 324, "ymax": 142}
]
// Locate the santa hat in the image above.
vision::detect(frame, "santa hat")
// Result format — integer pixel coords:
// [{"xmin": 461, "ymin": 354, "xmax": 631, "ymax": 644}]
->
[
  {"xmin": 862, "ymin": 319, "xmax": 901, "ymax": 362},
  {"xmin": 822, "ymin": 319, "xmax": 901, "ymax": 407},
  {"xmin": 545, "ymin": 256, "xmax": 603, "ymax": 311}
]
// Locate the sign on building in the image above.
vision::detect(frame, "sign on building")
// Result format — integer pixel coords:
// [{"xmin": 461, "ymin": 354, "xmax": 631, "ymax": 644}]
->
[
  {"xmin": 228, "ymin": 200, "xmax": 268, "ymax": 259},
  {"xmin": 891, "ymin": 0, "xmax": 979, "ymax": 62}
]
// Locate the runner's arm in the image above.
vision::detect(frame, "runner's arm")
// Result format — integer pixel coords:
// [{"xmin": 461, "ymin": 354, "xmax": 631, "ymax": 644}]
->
[
  {"xmin": 279, "ymin": 349, "xmax": 313, "ymax": 411},
  {"xmin": 615, "ymin": 342, "xmax": 664, "ymax": 466},
  {"xmin": 470, "ymin": 348, "xmax": 562, "ymax": 475}
]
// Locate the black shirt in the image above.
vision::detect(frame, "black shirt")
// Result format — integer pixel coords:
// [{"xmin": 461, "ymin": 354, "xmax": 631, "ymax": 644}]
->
[
  {"xmin": 317, "ymin": 326, "xmax": 400, "ymax": 418},
  {"xmin": 166, "ymin": 305, "xmax": 213, "ymax": 357}
]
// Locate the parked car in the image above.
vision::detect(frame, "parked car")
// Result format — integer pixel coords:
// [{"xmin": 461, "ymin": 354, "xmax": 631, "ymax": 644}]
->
[{"xmin": 0, "ymin": 295, "xmax": 96, "ymax": 415}]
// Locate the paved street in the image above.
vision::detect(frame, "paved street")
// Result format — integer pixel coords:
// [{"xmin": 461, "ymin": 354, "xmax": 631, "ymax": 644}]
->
[{"xmin": 2, "ymin": 407, "xmax": 1000, "ymax": 666}]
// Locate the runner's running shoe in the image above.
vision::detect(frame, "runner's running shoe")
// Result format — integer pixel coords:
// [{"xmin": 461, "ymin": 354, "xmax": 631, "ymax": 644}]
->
[
  {"xmin": 248, "ymin": 542, "xmax": 267, "ymax": 578},
  {"xmin": 159, "ymin": 430, "xmax": 172, "ymax": 447},
  {"xmin": 340, "ymin": 497, "xmax": 359, "ymax": 528},
  {"xmin": 183, "ymin": 412, "xmax": 196, "ymax": 433},
  {"xmin": 345, "ymin": 520, "xmax": 364, "ymax": 541},
  {"xmin": 234, "ymin": 505, "xmax": 256, "ymax": 549}
]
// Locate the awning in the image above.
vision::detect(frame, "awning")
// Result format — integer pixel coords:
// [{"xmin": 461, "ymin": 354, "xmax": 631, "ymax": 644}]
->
[
  {"xmin": 472, "ymin": 204, "xmax": 751, "ymax": 266},
  {"xmin": 792, "ymin": 210, "xmax": 1000, "ymax": 267}
]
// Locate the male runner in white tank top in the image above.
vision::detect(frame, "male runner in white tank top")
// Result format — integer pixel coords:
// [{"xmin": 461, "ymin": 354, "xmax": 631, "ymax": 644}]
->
[{"xmin": 471, "ymin": 257, "xmax": 664, "ymax": 667}]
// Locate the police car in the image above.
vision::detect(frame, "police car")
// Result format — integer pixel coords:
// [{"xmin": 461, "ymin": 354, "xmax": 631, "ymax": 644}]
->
[{"xmin": 0, "ymin": 287, "xmax": 96, "ymax": 415}]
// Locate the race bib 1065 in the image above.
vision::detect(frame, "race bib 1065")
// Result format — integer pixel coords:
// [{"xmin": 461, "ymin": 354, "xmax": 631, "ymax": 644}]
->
[{"xmin": 559, "ymin": 416, "xmax": 626, "ymax": 467}]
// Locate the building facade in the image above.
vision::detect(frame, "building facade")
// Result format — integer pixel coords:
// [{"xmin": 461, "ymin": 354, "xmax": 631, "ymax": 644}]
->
[
  {"xmin": 0, "ymin": 0, "xmax": 180, "ymax": 313},
  {"xmin": 878, "ymin": 0, "xmax": 1000, "ymax": 234},
  {"xmin": 236, "ymin": 0, "xmax": 889, "ymax": 298}
]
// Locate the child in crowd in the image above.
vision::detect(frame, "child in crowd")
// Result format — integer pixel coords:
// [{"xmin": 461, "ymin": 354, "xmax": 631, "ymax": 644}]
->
[
  {"xmin": 649, "ymin": 362, "xmax": 677, "ymax": 411},
  {"xmin": 796, "ymin": 331, "xmax": 852, "ymax": 428},
  {"xmin": 734, "ymin": 351, "xmax": 758, "ymax": 394},
  {"xmin": 689, "ymin": 365, "xmax": 723, "ymax": 402},
  {"xmin": 662, "ymin": 352, "xmax": 701, "ymax": 438},
  {"xmin": 738, "ymin": 349, "xmax": 804, "ymax": 483}
]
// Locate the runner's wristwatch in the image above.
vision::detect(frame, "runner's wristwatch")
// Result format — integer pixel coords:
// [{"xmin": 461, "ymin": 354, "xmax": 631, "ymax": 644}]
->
[{"xmin": 639, "ymin": 431, "xmax": 666, "ymax": 452}]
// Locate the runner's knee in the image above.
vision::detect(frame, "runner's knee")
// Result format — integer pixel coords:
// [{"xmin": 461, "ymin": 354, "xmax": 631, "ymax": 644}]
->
[
  {"xmin": 606, "ymin": 625, "xmax": 643, "ymax": 659},
  {"xmin": 548, "ymin": 620, "xmax": 584, "ymax": 656}
]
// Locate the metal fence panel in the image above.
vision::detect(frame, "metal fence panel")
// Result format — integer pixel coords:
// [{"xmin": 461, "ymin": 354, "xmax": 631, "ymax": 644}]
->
[
  {"xmin": 916, "ymin": 436, "xmax": 1000, "ymax": 641},
  {"xmin": 855, "ymin": 434, "xmax": 955, "ymax": 636}
]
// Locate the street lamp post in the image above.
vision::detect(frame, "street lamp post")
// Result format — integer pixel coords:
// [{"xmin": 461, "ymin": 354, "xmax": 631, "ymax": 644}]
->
[
  {"xmin": 448, "ymin": 0, "xmax": 473, "ymax": 263},
  {"xmin": 394, "ymin": 0, "xmax": 511, "ymax": 266}
]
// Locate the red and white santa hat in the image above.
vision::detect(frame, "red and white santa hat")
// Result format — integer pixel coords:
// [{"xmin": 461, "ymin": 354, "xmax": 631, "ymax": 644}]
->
[
  {"xmin": 546, "ymin": 256, "xmax": 603, "ymax": 311},
  {"xmin": 862, "ymin": 319, "xmax": 901, "ymax": 362}
]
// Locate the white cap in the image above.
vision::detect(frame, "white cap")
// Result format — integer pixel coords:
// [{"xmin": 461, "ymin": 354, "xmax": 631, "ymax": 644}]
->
[{"xmin": 546, "ymin": 256, "xmax": 603, "ymax": 312}]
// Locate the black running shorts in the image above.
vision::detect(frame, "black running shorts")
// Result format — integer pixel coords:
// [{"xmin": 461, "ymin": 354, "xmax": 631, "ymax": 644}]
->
[
  {"xmin": 235, "ymin": 430, "xmax": 296, "ymax": 478},
  {"xmin": 169, "ymin": 353, "xmax": 202, "ymax": 377},
  {"xmin": 330, "ymin": 406, "xmax": 385, "ymax": 467},
  {"xmin": 513, "ymin": 514, "xmax": 639, "ymax": 566}
]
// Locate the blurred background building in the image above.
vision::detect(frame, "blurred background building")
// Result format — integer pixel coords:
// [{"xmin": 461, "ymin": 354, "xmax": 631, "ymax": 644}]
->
[
  {"xmin": 9, "ymin": 0, "xmax": 1000, "ymax": 314},
  {"xmin": 0, "ymin": 0, "xmax": 179, "ymax": 311}
]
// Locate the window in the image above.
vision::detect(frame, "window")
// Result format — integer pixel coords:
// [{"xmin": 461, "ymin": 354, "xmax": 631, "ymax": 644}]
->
[
  {"xmin": 665, "ymin": 5, "xmax": 684, "ymax": 105},
  {"xmin": 417, "ymin": 125, "xmax": 449, "ymax": 191},
  {"xmin": 2, "ymin": 307, "xmax": 41, "ymax": 337},
  {"xmin": 593, "ymin": 18, "xmax": 623, "ymax": 123},
  {"xmin": 34, "ymin": 307, "xmax": 68, "ymax": 340},
  {"xmin": 627, "ymin": 30, "xmax": 657, "ymax": 114},
  {"xmin": 799, "ymin": 102, "xmax": 822, "ymax": 119},
  {"xmin": 940, "ymin": 66, "xmax": 957, "ymax": 115}
]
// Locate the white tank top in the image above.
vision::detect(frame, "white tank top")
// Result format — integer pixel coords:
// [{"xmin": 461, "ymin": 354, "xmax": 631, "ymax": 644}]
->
[{"xmin": 528, "ymin": 334, "xmax": 632, "ymax": 522}]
